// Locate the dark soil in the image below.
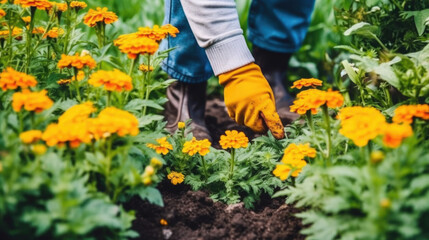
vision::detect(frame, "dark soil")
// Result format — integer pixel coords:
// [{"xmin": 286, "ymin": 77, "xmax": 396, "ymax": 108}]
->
[{"xmin": 126, "ymin": 97, "xmax": 304, "ymax": 239}]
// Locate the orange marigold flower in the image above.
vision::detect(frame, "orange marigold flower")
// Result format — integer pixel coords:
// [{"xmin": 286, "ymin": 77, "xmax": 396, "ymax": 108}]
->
[
  {"xmin": 31, "ymin": 143, "xmax": 47, "ymax": 155},
  {"xmin": 392, "ymin": 104, "xmax": 429, "ymax": 124},
  {"xmin": 22, "ymin": 16, "xmax": 31, "ymax": 23},
  {"xmin": 20, "ymin": 130, "xmax": 42, "ymax": 144},
  {"xmin": 57, "ymin": 70, "xmax": 85, "ymax": 85},
  {"xmin": 0, "ymin": 9, "xmax": 6, "ymax": 18},
  {"xmin": 12, "ymin": 89, "xmax": 53, "ymax": 113},
  {"xmin": 58, "ymin": 102, "xmax": 96, "ymax": 124},
  {"xmin": 88, "ymin": 69, "xmax": 133, "ymax": 92},
  {"xmin": 88, "ymin": 107, "xmax": 139, "ymax": 139},
  {"xmin": 50, "ymin": 2, "xmax": 67, "ymax": 12},
  {"xmin": 182, "ymin": 137, "xmax": 211, "ymax": 156},
  {"xmin": 0, "ymin": 28, "xmax": 23, "ymax": 39},
  {"xmin": 146, "ymin": 137, "xmax": 173, "ymax": 155},
  {"xmin": 117, "ymin": 37, "xmax": 159, "ymax": 59},
  {"xmin": 273, "ymin": 143, "xmax": 315, "ymax": 180},
  {"xmin": 57, "ymin": 53, "xmax": 96, "ymax": 70},
  {"xmin": 42, "ymin": 121, "xmax": 92, "ymax": 148},
  {"xmin": 291, "ymin": 78, "xmax": 323, "ymax": 89},
  {"xmin": 219, "ymin": 130, "xmax": 249, "ymax": 149},
  {"xmin": 0, "ymin": 67, "xmax": 37, "ymax": 91},
  {"xmin": 290, "ymin": 89, "xmax": 344, "ymax": 115},
  {"xmin": 160, "ymin": 219, "xmax": 168, "ymax": 226},
  {"xmin": 282, "ymin": 143, "xmax": 316, "ymax": 162},
  {"xmin": 135, "ymin": 24, "xmax": 179, "ymax": 42},
  {"xmin": 70, "ymin": 1, "xmax": 87, "ymax": 10},
  {"xmin": 382, "ymin": 123, "xmax": 413, "ymax": 148},
  {"xmin": 43, "ymin": 27, "xmax": 64, "ymax": 38},
  {"xmin": 167, "ymin": 171, "xmax": 185, "ymax": 185},
  {"xmin": 15, "ymin": 0, "xmax": 52, "ymax": 10},
  {"xmin": 338, "ymin": 106, "xmax": 386, "ymax": 147},
  {"xmin": 83, "ymin": 7, "xmax": 118, "ymax": 27},
  {"xmin": 177, "ymin": 121, "xmax": 186, "ymax": 129},
  {"xmin": 32, "ymin": 26, "xmax": 45, "ymax": 35}
]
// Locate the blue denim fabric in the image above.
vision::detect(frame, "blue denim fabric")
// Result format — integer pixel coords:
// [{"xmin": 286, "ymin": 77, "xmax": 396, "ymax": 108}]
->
[{"xmin": 160, "ymin": 0, "xmax": 315, "ymax": 83}]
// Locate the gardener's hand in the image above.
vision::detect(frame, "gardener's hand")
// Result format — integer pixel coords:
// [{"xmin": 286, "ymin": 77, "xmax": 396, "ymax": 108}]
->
[{"xmin": 219, "ymin": 63, "xmax": 285, "ymax": 139}]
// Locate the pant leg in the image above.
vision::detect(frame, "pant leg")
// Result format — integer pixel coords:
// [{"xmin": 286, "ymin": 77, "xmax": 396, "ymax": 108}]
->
[
  {"xmin": 247, "ymin": 0, "xmax": 315, "ymax": 53},
  {"xmin": 160, "ymin": 0, "xmax": 214, "ymax": 83}
]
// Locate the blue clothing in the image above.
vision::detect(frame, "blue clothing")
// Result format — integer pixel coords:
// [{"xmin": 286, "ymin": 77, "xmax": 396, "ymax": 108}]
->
[{"xmin": 160, "ymin": 0, "xmax": 315, "ymax": 83}]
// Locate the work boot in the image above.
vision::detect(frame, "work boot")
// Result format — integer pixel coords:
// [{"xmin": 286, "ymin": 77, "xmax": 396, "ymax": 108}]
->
[
  {"xmin": 165, "ymin": 81, "xmax": 212, "ymax": 141},
  {"xmin": 253, "ymin": 46, "xmax": 299, "ymax": 125}
]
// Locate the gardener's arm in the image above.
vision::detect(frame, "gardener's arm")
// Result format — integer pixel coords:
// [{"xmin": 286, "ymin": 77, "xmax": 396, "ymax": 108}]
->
[{"xmin": 180, "ymin": 0, "xmax": 285, "ymax": 139}]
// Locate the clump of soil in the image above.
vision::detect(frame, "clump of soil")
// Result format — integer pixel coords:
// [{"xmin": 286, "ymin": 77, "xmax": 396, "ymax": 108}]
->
[{"xmin": 127, "ymin": 183, "xmax": 304, "ymax": 240}]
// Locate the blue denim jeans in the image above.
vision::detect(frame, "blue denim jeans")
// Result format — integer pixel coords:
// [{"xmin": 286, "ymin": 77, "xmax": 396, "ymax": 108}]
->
[{"xmin": 160, "ymin": 0, "xmax": 315, "ymax": 83}]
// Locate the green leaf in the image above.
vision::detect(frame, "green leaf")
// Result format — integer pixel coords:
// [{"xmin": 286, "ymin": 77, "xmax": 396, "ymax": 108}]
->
[
  {"xmin": 344, "ymin": 22, "xmax": 378, "ymax": 37},
  {"xmin": 401, "ymin": 9, "xmax": 429, "ymax": 36},
  {"xmin": 138, "ymin": 187, "xmax": 164, "ymax": 207}
]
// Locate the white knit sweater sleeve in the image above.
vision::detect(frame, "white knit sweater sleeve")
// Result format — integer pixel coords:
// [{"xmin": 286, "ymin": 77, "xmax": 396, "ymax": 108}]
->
[{"xmin": 180, "ymin": 0, "xmax": 254, "ymax": 75}]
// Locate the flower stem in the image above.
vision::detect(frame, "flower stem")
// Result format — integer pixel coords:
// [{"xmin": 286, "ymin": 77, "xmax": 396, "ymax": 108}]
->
[
  {"xmin": 228, "ymin": 148, "xmax": 236, "ymax": 180},
  {"xmin": 73, "ymin": 68, "xmax": 81, "ymax": 102},
  {"xmin": 322, "ymin": 105, "xmax": 332, "ymax": 166},
  {"xmin": 201, "ymin": 155, "xmax": 208, "ymax": 182},
  {"xmin": 142, "ymin": 54, "xmax": 152, "ymax": 116},
  {"xmin": 107, "ymin": 91, "xmax": 111, "ymax": 107},
  {"xmin": 25, "ymin": 7, "xmax": 37, "ymax": 73},
  {"xmin": 305, "ymin": 110, "xmax": 323, "ymax": 155}
]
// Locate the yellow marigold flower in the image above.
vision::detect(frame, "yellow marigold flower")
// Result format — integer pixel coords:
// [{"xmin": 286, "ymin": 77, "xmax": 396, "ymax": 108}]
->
[
  {"xmin": 282, "ymin": 143, "xmax": 316, "ymax": 162},
  {"xmin": 0, "ymin": 67, "xmax": 37, "ymax": 91},
  {"xmin": 380, "ymin": 198, "xmax": 391, "ymax": 208},
  {"xmin": 20, "ymin": 130, "xmax": 42, "ymax": 144},
  {"xmin": 57, "ymin": 53, "xmax": 96, "ymax": 70},
  {"xmin": 160, "ymin": 219, "xmax": 168, "ymax": 226},
  {"xmin": 167, "ymin": 171, "xmax": 184, "ymax": 185},
  {"xmin": 42, "ymin": 121, "xmax": 92, "ymax": 148},
  {"xmin": 182, "ymin": 137, "xmax": 211, "ymax": 156},
  {"xmin": 382, "ymin": 123, "xmax": 413, "ymax": 148},
  {"xmin": 70, "ymin": 1, "xmax": 87, "ymax": 10},
  {"xmin": 135, "ymin": 24, "xmax": 179, "ymax": 42},
  {"xmin": 22, "ymin": 16, "xmax": 31, "ymax": 23},
  {"xmin": 57, "ymin": 79, "xmax": 70, "ymax": 85},
  {"xmin": 117, "ymin": 37, "xmax": 159, "ymax": 59},
  {"xmin": 31, "ymin": 144, "xmax": 47, "ymax": 155},
  {"xmin": 83, "ymin": 7, "xmax": 118, "ymax": 27},
  {"xmin": 150, "ymin": 157, "xmax": 163, "ymax": 168},
  {"xmin": 177, "ymin": 121, "xmax": 186, "ymax": 129},
  {"xmin": 146, "ymin": 137, "xmax": 173, "ymax": 155},
  {"xmin": 138, "ymin": 64, "xmax": 154, "ymax": 72},
  {"xmin": 15, "ymin": 0, "xmax": 52, "ymax": 10},
  {"xmin": 370, "ymin": 151, "xmax": 385, "ymax": 164},
  {"xmin": 43, "ymin": 27, "xmax": 64, "ymax": 39},
  {"xmin": 88, "ymin": 69, "xmax": 133, "ymax": 92},
  {"xmin": 142, "ymin": 175, "xmax": 152, "ymax": 186},
  {"xmin": 0, "ymin": 9, "xmax": 6, "ymax": 18},
  {"xmin": 392, "ymin": 104, "xmax": 429, "ymax": 124},
  {"xmin": 273, "ymin": 159, "xmax": 307, "ymax": 180},
  {"xmin": 12, "ymin": 89, "xmax": 53, "ymax": 113},
  {"xmin": 88, "ymin": 107, "xmax": 139, "ymax": 139},
  {"xmin": 219, "ymin": 130, "xmax": 249, "ymax": 149},
  {"xmin": 338, "ymin": 106, "xmax": 386, "ymax": 147},
  {"xmin": 290, "ymin": 89, "xmax": 343, "ymax": 115},
  {"xmin": 291, "ymin": 78, "xmax": 323, "ymax": 89},
  {"xmin": 58, "ymin": 102, "xmax": 95, "ymax": 124}
]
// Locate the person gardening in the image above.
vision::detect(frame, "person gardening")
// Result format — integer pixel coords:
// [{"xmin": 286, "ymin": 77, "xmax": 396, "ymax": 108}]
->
[{"xmin": 161, "ymin": 0, "xmax": 315, "ymax": 141}]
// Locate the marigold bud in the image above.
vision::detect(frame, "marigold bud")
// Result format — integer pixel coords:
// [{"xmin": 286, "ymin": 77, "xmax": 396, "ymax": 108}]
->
[
  {"xmin": 144, "ymin": 165, "xmax": 155, "ymax": 176},
  {"xmin": 142, "ymin": 176, "xmax": 152, "ymax": 186},
  {"xmin": 370, "ymin": 151, "xmax": 385, "ymax": 164},
  {"xmin": 32, "ymin": 144, "xmax": 47, "ymax": 155},
  {"xmin": 0, "ymin": 162, "xmax": 3, "ymax": 173},
  {"xmin": 178, "ymin": 121, "xmax": 186, "ymax": 129},
  {"xmin": 380, "ymin": 198, "xmax": 391, "ymax": 208},
  {"xmin": 150, "ymin": 158, "xmax": 163, "ymax": 168},
  {"xmin": 160, "ymin": 218, "xmax": 168, "ymax": 226}
]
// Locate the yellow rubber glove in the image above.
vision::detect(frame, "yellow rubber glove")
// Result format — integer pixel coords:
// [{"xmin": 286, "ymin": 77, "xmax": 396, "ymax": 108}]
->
[{"xmin": 219, "ymin": 63, "xmax": 285, "ymax": 139}]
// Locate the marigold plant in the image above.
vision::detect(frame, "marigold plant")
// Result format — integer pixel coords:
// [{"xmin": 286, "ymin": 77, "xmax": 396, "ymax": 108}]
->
[
  {"xmin": 15, "ymin": 0, "xmax": 52, "ymax": 10},
  {"xmin": 69, "ymin": 1, "xmax": 87, "ymax": 11},
  {"xmin": 0, "ymin": 67, "xmax": 37, "ymax": 91},
  {"xmin": 88, "ymin": 69, "xmax": 133, "ymax": 92},
  {"xmin": 273, "ymin": 143, "xmax": 316, "ymax": 180},
  {"xmin": 146, "ymin": 137, "xmax": 173, "ymax": 155},
  {"xmin": 89, "ymin": 107, "xmax": 139, "ymax": 139},
  {"xmin": 290, "ymin": 89, "xmax": 344, "ymax": 115},
  {"xmin": 219, "ymin": 130, "xmax": 249, "ymax": 149},
  {"xmin": 182, "ymin": 137, "xmax": 211, "ymax": 156},
  {"xmin": 58, "ymin": 101, "xmax": 95, "ymax": 124},
  {"xmin": 12, "ymin": 89, "xmax": 53, "ymax": 113}
]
